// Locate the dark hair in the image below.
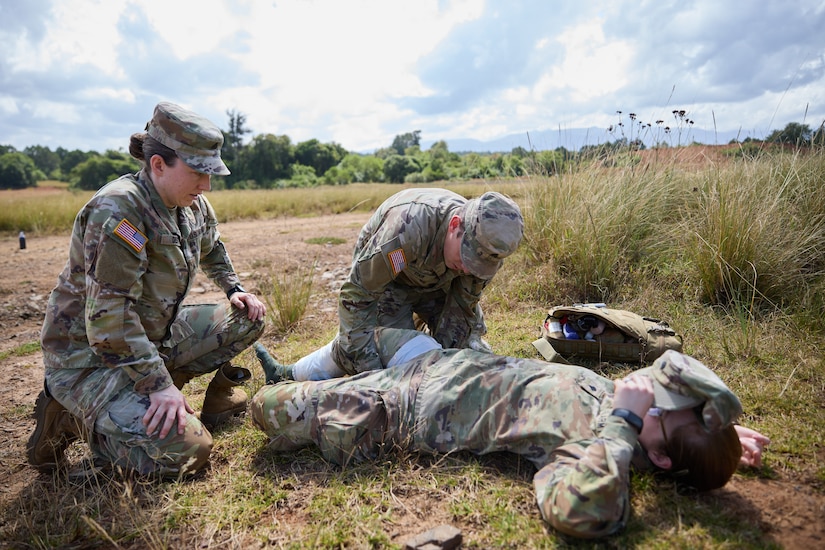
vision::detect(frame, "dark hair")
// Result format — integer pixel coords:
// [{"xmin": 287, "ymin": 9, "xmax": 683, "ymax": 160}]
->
[
  {"xmin": 128, "ymin": 133, "xmax": 178, "ymax": 166},
  {"xmin": 665, "ymin": 420, "xmax": 741, "ymax": 491}
]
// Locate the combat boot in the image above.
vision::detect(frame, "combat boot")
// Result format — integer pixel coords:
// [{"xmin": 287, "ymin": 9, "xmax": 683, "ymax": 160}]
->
[
  {"xmin": 200, "ymin": 363, "xmax": 251, "ymax": 429},
  {"xmin": 254, "ymin": 343, "xmax": 294, "ymax": 384},
  {"xmin": 27, "ymin": 384, "xmax": 84, "ymax": 471}
]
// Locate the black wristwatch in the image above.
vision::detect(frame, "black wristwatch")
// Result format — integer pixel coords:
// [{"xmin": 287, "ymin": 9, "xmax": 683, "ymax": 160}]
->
[
  {"xmin": 611, "ymin": 408, "xmax": 643, "ymax": 433},
  {"xmin": 226, "ymin": 284, "xmax": 246, "ymax": 299}
]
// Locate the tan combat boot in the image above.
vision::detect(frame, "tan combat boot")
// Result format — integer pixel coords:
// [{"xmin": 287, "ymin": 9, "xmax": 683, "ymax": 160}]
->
[
  {"xmin": 27, "ymin": 386, "xmax": 84, "ymax": 471},
  {"xmin": 200, "ymin": 363, "xmax": 251, "ymax": 429}
]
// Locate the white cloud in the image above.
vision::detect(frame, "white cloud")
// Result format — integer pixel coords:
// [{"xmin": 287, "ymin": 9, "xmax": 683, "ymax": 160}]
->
[
  {"xmin": 534, "ymin": 18, "xmax": 633, "ymax": 102},
  {"xmin": 1, "ymin": 0, "xmax": 824, "ymax": 153},
  {"xmin": 32, "ymin": 0, "xmax": 123, "ymax": 73}
]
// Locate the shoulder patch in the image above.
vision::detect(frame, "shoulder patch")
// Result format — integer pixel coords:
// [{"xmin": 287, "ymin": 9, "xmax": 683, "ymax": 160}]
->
[
  {"xmin": 113, "ymin": 218, "xmax": 148, "ymax": 253},
  {"xmin": 387, "ymin": 247, "xmax": 407, "ymax": 276}
]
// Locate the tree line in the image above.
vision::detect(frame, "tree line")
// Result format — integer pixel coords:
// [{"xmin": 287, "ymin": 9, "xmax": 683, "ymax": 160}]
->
[{"xmin": 1, "ymin": 111, "xmax": 822, "ymax": 191}]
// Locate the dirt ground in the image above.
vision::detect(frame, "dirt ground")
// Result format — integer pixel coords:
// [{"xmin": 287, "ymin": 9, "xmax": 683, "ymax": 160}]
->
[{"xmin": 1, "ymin": 212, "xmax": 824, "ymax": 548}]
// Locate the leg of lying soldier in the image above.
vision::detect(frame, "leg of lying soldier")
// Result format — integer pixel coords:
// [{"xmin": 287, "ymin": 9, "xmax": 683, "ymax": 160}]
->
[
  {"xmin": 288, "ymin": 327, "xmax": 442, "ymax": 381},
  {"xmin": 291, "ymin": 340, "xmax": 346, "ymax": 381},
  {"xmin": 251, "ymin": 337, "xmax": 432, "ymax": 466}
]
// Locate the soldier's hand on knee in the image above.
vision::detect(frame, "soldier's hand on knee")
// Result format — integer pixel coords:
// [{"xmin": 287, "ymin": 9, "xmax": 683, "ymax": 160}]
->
[
  {"xmin": 144, "ymin": 385, "xmax": 195, "ymax": 439},
  {"xmin": 229, "ymin": 291, "xmax": 267, "ymax": 321}
]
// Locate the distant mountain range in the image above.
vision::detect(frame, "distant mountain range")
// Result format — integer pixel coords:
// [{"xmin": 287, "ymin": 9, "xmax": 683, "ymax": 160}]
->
[{"xmin": 418, "ymin": 126, "xmax": 758, "ymax": 154}]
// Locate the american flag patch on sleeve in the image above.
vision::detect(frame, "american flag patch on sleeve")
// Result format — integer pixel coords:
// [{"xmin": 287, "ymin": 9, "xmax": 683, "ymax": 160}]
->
[
  {"xmin": 388, "ymin": 248, "xmax": 407, "ymax": 276},
  {"xmin": 114, "ymin": 219, "xmax": 148, "ymax": 253}
]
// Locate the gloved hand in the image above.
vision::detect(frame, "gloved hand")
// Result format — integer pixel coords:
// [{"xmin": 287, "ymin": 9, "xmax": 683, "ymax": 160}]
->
[{"xmin": 468, "ymin": 334, "xmax": 493, "ymax": 354}]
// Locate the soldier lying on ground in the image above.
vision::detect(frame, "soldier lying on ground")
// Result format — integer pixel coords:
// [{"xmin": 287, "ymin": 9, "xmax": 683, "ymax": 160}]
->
[
  {"xmin": 255, "ymin": 187, "xmax": 524, "ymax": 381},
  {"xmin": 252, "ymin": 327, "xmax": 769, "ymax": 539},
  {"xmin": 27, "ymin": 102, "xmax": 266, "ymax": 479}
]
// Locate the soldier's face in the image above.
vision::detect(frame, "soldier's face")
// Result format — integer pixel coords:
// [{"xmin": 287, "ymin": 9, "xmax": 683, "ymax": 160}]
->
[
  {"xmin": 152, "ymin": 155, "xmax": 212, "ymax": 207},
  {"xmin": 444, "ymin": 215, "xmax": 467, "ymax": 274},
  {"xmin": 640, "ymin": 407, "xmax": 698, "ymax": 460}
]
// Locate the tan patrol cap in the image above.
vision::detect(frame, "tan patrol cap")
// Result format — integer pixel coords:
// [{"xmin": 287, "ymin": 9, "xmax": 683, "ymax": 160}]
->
[
  {"xmin": 460, "ymin": 192, "xmax": 524, "ymax": 279},
  {"xmin": 146, "ymin": 101, "xmax": 230, "ymax": 176},
  {"xmin": 637, "ymin": 350, "xmax": 743, "ymax": 431}
]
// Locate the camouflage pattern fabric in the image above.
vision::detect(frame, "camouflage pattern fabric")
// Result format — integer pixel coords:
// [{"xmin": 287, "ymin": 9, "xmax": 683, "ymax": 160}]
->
[
  {"xmin": 459, "ymin": 191, "xmax": 523, "ymax": 280},
  {"xmin": 638, "ymin": 350, "xmax": 743, "ymax": 431},
  {"xmin": 147, "ymin": 101, "xmax": 230, "ymax": 176},
  {"xmin": 41, "ymin": 169, "xmax": 263, "ymax": 476},
  {"xmin": 331, "ymin": 188, "xmax": 491, "ymax": 374},
  {"xmin": 48, "ymin": 364, "xmax": 214, "ymax": 477},
  {"xmin": 252, "ymin": 327, "xmax": 652, "ymax": 538}
]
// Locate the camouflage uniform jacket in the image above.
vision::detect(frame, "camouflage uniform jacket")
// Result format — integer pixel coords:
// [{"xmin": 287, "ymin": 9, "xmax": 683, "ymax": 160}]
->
[
  {"xmin": 40, "ymin": 170, "xmax": 241, "ymax": 395},
  {"xmin": 412, "ymin": 350, "xmax": 653, "ymax": 538},
  {"xmin": 335, "ymin": 188, "xmax": 488, "ymax": 371}
]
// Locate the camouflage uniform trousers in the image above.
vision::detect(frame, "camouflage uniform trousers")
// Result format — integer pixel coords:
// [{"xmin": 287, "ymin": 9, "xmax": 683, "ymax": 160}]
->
[
  {"xmin": 251, "ymin": 351, "xmax": 432, "ymax": 467},
  {"xmin": 333, "ymin": 284, "xmax": 486, "ymax": 376},
  {"xmin": 46, "ymin": 303, "xmax": 264, "ymax": 477}
]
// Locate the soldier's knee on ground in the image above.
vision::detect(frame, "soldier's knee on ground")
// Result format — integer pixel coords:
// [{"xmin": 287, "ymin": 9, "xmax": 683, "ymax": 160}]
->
[
  {"xmin": 178, "ymin": 424, "xmax": 213, "ymax": 475},
  {"xmin": 152, "ymin": 418, "xmax": 214, "ymax": 478}
]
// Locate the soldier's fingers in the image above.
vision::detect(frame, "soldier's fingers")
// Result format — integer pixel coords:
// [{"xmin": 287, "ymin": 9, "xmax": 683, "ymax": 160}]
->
[
  {"xmin": 157, "ymin": 408, "xmax": 176, "ymax": 439},
  {"xmin": 144, "ymin": 410, "xmax": 161, "ymax": 436},
  {"xmin": 142, "ymin": 402, "xmax": 159, "ymax": 428},
  {"xmin": 176, "ymin": 405, "xmax": 190, "ymax": 435}
]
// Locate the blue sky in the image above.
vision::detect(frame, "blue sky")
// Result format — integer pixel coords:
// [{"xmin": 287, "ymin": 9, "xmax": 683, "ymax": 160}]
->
[{"xmin": 1, "ymin": 0, "xmax": 824, "ymax": 154}]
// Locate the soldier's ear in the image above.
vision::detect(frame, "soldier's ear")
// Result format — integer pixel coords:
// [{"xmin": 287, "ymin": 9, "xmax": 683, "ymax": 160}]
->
[
  {"xmin": 448, "ymin": 215, "xmax": 462, "ymax": 232},
  {"xmin": 149, "ymin": 154, "xmax": 166, "ymax": 175},
  {"xmin": 647, "ymin": 448, "xmax": 672, "ymax": 471}
]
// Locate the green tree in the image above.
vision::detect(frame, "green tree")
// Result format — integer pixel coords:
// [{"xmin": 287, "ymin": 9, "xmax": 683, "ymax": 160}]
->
[
  {"xmin": 390, "ymin": 131, "xmax": 421, "ymax": 155},
  {"xmin": 510, "ymin": 146, "xmax": 529, "ymax": 158},
  {"xmin": 329, "ymin": 153, "xmax": 385, "ymax": 183},
  {"xmin": 223, "ymin": 109, "xmax": 251, "ymax": 170},
  {"xmin": 383, "ymin": 154, "xmax": 420, "ymax": 183},
  {"xmin": 60, "ymin": 149, "xmax": 93, "ymax": 176},
  {"xmin": 812, "ymin": 123, "xmax": 825, "ymax": 147},
  {"xmin": 239, "ymin": 134, "xmax": 294, "ymax": 187},
  {"xmin": 766, "ymin": 122, "xmax": 812, "ymax": 146},
  {"xmin": 527, "ymin": 150, "xmax": 565, "ymax": 176},
  {"xmin": 285, "ymin": 164, "xmax": 319, "ymax": 188},
  {"xmin": 70, "ymin": 155, "xmax": 136, "ymax": 190},
  {"xmin": 0, "ymin": 152, "xmax": 39, "ymax": 189},
  {"xmin": 0, "ymin": 144, "xmax": 17, "ymax": 156},
  {"xmin": 294, "ymin": 139, "xmax": 348, "ymax": 176},
  {"xmin": 24, "ymin": 145, "xmax": 61, "ymax": 177}
]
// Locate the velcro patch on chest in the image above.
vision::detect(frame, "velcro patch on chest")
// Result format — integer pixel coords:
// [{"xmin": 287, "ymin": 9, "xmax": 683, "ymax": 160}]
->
[
  {"xmin": 387, "ymin": 247, "xmax": 407, "ymax": 276},
  {"xmin": 113, "ymin": 218, "xmax": 148, "ymax": 253}
]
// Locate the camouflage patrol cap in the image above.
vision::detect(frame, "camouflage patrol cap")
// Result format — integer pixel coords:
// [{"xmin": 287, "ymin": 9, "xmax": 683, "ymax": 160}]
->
[
  {"xmin": 146, "ymin": 101, "xmax": 230, "ymax": 175},
  {"xmin": 460, "ymin": 192, "xmax": 524, "ymax": 279},
  {"xmin": 637, "ymin": 350, "xmax": 743, "ymax": 431}
]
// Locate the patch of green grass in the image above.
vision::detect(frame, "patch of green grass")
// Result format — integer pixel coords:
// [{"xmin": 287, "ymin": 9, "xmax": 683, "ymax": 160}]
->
[
  {"xmin": 0, "ymin": 340, "xmax": 40, "ymax": 360},
  {"xmin": 306, "ymin": 236, "xmax": 347, "ymax": 246}
]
